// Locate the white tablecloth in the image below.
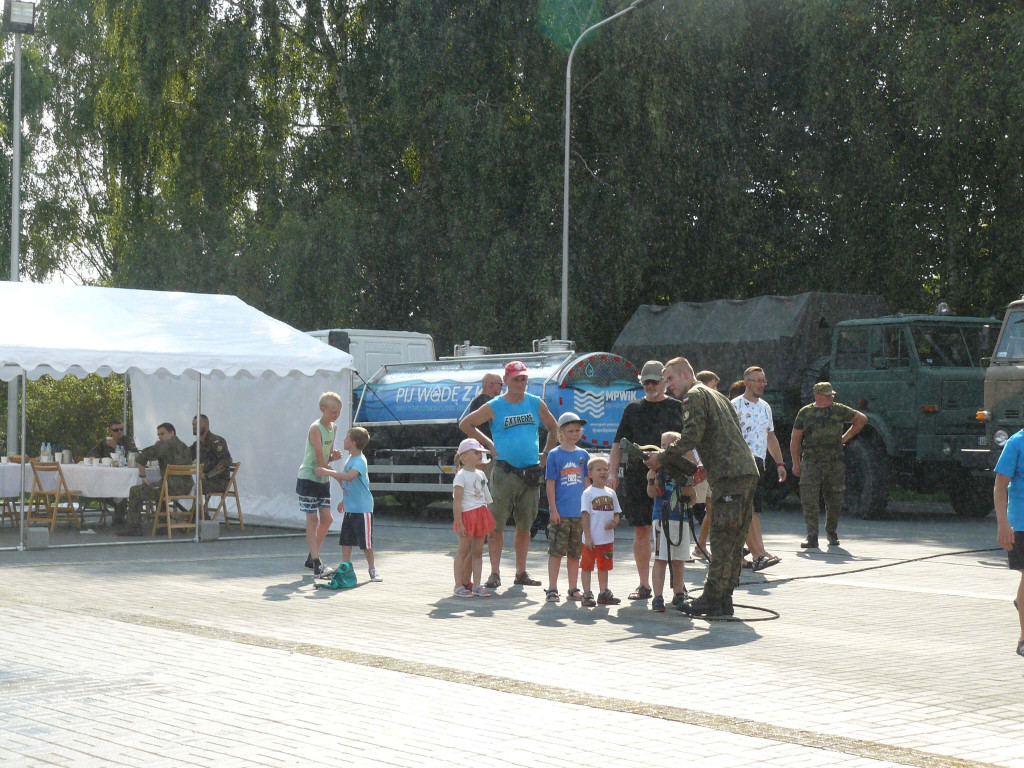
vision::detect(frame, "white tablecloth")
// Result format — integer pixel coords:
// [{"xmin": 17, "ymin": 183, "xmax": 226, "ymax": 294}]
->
[{"xmin": 0, "ymin": 463, "xmax": 141, "ymax": 499}]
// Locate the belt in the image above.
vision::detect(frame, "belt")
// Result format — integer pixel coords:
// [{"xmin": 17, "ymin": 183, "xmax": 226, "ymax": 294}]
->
[{"xmin": 495, "ymin": 459, "xmax": 540, "ymax": 478}]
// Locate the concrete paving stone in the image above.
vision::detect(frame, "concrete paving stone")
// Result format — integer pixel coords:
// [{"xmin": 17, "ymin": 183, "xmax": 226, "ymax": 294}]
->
[{"xmin": 2, "ymin": 509, "xmax": 1022, "ymax": 767}]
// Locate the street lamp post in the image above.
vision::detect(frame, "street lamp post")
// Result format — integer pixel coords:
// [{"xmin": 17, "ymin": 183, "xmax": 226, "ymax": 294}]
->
[
  {"xmin": 4, "ymin": 0, "xmax": 35, "ymax": 456},
  {"xmin": 561, "ymin": 0, "xmax": 653, "ymax": 341}
]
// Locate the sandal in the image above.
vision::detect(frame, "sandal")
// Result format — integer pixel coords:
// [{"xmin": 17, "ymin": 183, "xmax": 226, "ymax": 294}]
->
[
  {"xmin": 545, "ymin": 588, "xmax": 560, "ymax": 602},
  {"xmin": 628, "ymin": 584, "xmax": 652, "ymax": 600},
  {"xmin": 484, "ymin": 573, "xmax": 501, "ymax": 589},
  {"xmin": 581, "ymin": 591, "xmax": 597, "ymax": 607},
  {"xmin": 752, "ymin": 554, "xmax": 780, "ymax": 572},
  {"xmin": 566, "ymin": 588, "xmax": 584, "ymax": 601}
]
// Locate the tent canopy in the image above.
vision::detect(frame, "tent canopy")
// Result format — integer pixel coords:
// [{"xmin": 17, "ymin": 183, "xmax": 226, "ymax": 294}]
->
[
  {"xmin": 612, "ymin": 292, "xmax": 890, "ymax": 391},
  {"xmin": 0, "ymin": 282, "xmax": 353, "ymax": 380}
]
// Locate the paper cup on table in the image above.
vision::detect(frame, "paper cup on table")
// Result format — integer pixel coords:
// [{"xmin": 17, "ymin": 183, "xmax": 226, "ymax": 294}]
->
[
  {"xmin": 1, "ymin": 456, "xmax": 8, "ymax": 464},
  {"xmin": 84, "ymin": 457, "xmax": 94, "ymax": 465},
  {"xmin": 100, "ymin": 458, "xmax": 112, "ymax": 466}
]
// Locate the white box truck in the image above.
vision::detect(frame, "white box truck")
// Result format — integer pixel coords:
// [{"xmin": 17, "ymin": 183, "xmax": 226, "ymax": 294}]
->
[{"xmin": 307, "ymin": 329, "xmax": 435, "ymax": 382}]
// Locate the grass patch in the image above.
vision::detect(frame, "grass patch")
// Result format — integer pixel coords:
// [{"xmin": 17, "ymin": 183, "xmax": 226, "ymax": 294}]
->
[{"xmin": 888, "ymin": 485, "xmax": 949, "ymax": 503}]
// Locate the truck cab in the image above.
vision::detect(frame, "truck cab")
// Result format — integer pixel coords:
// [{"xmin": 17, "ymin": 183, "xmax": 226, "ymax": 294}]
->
[
  {"xmin": 830, "ymin": 313, "xmax": 995, "ymax": 517},
  {"xmin": 979, "ymin": 297, "xmax": 1024, "ymax": 465}
]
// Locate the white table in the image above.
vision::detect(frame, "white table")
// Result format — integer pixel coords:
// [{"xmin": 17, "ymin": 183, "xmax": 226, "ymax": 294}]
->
[{"xmin": 0, "ymin": 463, "xmax": 141, "ymax": 499}]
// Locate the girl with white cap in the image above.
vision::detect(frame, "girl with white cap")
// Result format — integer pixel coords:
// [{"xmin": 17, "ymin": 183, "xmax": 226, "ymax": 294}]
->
[{"xmin": 452, "ymin": 438, "xmax": 496, "ymax": 597}]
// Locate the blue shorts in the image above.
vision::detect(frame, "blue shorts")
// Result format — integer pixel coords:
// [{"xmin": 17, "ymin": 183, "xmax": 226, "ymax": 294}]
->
[
  {"xmin": 296, "ymin": 477, "xmax": 330, "ymax": 514},
  {"xmin": 340, "ymin": 512, "xmax": 373, "ymax": 550}
]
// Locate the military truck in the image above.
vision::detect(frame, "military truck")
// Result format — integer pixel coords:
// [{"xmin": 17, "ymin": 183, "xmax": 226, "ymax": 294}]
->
[
  {"xmin": 970, "ymin": 296, "xmax": 1024, "ymax": 469},
  {"xmin": 612, "ymin": 293, "xmax": 997, "ymax": 518}
]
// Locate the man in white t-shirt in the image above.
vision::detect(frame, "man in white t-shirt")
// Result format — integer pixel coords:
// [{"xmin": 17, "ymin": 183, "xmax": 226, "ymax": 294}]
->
[{"xmin": 731, "ymin": 366, "xmax": 787, "ymax": 571}]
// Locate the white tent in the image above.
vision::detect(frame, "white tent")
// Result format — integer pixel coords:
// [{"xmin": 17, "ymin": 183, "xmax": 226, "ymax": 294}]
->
[{"xmin": 0, "ymin": 282, "xmax": 354, "ymax": 532}]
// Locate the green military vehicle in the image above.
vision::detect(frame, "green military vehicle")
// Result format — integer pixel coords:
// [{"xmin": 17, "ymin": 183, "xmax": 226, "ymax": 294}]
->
[
  {"xmin": 613, "ymin": 293, "xmax": 997, "ymax": 518},
  {"xmin": 971, "ymin": 296, "xmax": 1024, "ymax": 470}
]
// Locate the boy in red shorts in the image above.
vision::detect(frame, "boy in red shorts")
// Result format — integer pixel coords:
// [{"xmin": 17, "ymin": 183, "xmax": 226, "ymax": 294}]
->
[{"xmin": 580, "ymin": 456, "xmax": 622, "ymax": 607}]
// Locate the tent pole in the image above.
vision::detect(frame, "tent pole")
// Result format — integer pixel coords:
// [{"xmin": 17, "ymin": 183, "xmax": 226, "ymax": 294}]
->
[
  {"xmin": 122, "ymin": 372, "xmax": 129, "ymax": 436},
  {"xmin": 194, "ymin": 375, "xmax": 201, "ymax": 543},
  {"xmin": 17, "ymin": 372, "xmax": 26, "ymax": 551}
]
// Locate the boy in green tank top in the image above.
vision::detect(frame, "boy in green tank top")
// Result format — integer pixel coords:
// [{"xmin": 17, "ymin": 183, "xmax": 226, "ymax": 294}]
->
[{"xmin": 296, "ymin": 392, "xmax": 343, "ymax": 575}]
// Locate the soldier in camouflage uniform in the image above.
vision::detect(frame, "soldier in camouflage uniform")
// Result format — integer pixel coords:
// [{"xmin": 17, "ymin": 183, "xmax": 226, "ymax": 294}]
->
[
  {"xmin": 790, "ymin": 382, "xmax": 868, "ymax": 548},
  {"xmin": 646, "ymin": 357, "xmax": 759, "ymax": 617},
  {"xmin": 190, "ymin": 415, "xmax": 233, "ymax": 494},
  {"xmin": 116, "ymin": 422, "xmax": 194, "ymax": 536}
]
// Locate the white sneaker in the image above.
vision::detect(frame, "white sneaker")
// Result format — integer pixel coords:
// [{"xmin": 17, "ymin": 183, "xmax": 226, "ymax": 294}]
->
[
  {"xmin": 453, "ymin": 585, "xmax": 475, "ymax": 598},
  {"xmin": 471, "ymin": 585, "xmax": 492, "ymax": 597},
  {"xmin": 369, "ymin": 567, "xmax": 382, "ymax": 582}
]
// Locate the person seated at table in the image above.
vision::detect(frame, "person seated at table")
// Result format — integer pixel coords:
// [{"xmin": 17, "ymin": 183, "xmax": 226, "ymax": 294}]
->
[
  {"xmin": 86, "ymin": 418, "xmax": 138, "ymax": 460},
  {"xmin": 116, "ymin": 422, "xmax": 193, "ymax": 536},
  {"xmin": 190, "ymin": 415, "xmax": 233, "ymax": 494}
]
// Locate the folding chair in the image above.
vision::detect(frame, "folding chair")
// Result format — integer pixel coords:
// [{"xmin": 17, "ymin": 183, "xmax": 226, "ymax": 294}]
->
[
  {"xmin": 1, "ymin": 497, "xmax": 17, "ymax": 527},
  {"xmin": 152, "ymin": 464, "xmax": 202, "ymax": 538},
  {"xmin": 204, "ymin": 462, "xmax": 244, "ymax": 530},
  {"xmin": 26, "ymin": 460, "xmax": 83, "ymax": 532}
]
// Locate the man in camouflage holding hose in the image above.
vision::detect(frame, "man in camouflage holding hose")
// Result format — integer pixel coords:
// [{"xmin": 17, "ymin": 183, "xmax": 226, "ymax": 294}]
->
[{"xmin": 644, "ymin": 357, "xmax": 759, "ymax": 617}]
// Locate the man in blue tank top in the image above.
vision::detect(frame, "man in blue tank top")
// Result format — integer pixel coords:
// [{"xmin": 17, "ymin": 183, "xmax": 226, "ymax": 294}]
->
[{"xmin": 460, "ymin": 360, "xmax": 559, "ymax": 590}]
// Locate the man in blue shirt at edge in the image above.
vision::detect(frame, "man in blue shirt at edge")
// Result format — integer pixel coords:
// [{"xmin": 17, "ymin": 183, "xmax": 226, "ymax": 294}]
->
[
  {"xmin": 460, "ymin": 360, "xmax": 559, "ymax": 590},
  {"xmin": 995, "ymin": 428, "xmax": 1024, "ymax": 658}
]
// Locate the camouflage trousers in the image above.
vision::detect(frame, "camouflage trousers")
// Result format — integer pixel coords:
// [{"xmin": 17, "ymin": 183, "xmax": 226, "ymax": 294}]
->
[
  {"xmin": 704, "ymin": 475, "xmax": 757, "ymax": 601},
  {"xmin": 124, "ymin": 483, "xmax": 161, "ymax": 528},
  {"xmin": 798, "ymin": 458, "xmax": 845, "ymax": 538}
]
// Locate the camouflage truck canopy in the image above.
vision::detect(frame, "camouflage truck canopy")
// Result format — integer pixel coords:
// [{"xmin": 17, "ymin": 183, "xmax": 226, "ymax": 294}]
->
[{"xmin": 612, "ymin": 292, "xmax": 890, "ymax": 392}]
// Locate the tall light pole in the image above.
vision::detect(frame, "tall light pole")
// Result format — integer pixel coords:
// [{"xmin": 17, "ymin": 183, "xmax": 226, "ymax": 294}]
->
[
  {"xmin": 561, "ymin": 0, "xmax": 653, "ymax": 341},
  {"xmin": 3, "ymin": 0, "xmax": 34, "ymax": 456}
]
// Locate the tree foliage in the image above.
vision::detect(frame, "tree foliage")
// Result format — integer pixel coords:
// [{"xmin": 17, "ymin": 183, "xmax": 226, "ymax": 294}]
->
[{"xmin": 2, "ymin": 0, "xmax": 1022, "ymax": 357}]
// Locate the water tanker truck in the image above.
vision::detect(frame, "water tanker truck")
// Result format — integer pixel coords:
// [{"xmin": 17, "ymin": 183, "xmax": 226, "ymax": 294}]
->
[
  {"xmin": 613, "ymin": 292, "xmax": 997, "ymax": 518},
  {"xmin": 352, "ymin": 340, "xmax": 643, "ymax": 515}
]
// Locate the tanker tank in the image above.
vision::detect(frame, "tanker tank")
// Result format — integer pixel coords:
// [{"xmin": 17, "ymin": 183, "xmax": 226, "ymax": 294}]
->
[{"xmin": 353, "ymin": 350, "xmax": 643, "ymax": 511}]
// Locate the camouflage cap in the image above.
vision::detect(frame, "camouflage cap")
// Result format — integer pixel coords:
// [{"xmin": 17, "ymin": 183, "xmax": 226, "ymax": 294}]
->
[{"xmin": 813, "ymin": 382, "xmax": 836, "ymax": 396}]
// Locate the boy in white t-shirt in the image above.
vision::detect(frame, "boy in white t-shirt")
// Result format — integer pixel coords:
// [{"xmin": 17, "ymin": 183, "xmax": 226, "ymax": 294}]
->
[{"xmin": 580, "ymin": 456, "xmax": 622, "ymax": 607}]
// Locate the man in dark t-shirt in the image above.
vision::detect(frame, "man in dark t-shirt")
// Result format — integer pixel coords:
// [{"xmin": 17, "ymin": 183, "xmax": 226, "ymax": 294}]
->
[
  {"xmin": 608, "ymin": 360, "xmax": 684, "ymax": 601},
  {"xmin": 466, "ymin": 373, "xmax": 503, "ymax": 440}
]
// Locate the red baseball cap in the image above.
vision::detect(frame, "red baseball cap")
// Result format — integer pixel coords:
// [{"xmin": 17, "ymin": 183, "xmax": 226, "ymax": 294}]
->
[{"xmin": 504, "ymin": 360, "xmax": 528, "ymax": 378}]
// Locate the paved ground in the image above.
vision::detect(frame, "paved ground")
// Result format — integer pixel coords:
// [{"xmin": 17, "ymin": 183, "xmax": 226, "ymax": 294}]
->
[{"xmin": 1, "ymin": 503, "xmax": 1021, "ymax": 767}]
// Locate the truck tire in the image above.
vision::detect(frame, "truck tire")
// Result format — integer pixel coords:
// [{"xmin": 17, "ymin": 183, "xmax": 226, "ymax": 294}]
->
[
  {"xmin": 843, "ymin": 438, "xmax": 888, "ymax": 519},
  {"xmin": 945, "ymin": 474, "xmax": 993, "ymax": 518},
  {"xmin": 763, "ymin": 469, "xmax": 792, "ymax": 508}
]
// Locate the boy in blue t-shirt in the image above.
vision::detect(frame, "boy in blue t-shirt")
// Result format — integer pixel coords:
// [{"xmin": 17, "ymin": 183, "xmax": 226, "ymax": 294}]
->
[
  {"xmin": 995, "ymin": 428, "xmax": 1024, "ymax": 657},
  {"xmin": 646, "ymin": 431, "xmax": 697, "ymax": 612},
  {"xmin": 316, "ymin": 427, "xmax": 381, "ymax": 582},
  {"xmin": 544, "ymin": 412, "xmax": 590, "ymax": 602}
]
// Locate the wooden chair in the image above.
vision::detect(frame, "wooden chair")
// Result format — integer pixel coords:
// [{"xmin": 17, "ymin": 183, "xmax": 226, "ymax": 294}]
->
[
  {"xmin": 1, "ymin": 497, "xmax": 17, "ymax": 527},
  {"xmin": 151, "ymin": 464, "xmax": 202, "ymax": 538},
  {"xmin": 26, "ymin": 461, "xmax": 82, "ymax": 532},
  {"xmin": 204, "ymin": 462, "xmax": 244, "ymax": 530}
]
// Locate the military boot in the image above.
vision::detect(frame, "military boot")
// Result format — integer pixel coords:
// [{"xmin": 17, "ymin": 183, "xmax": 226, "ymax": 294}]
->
[
  {"xmin": 721, "ymin": 591, "xmax": 734, "ymax": 616},
  {"xmin": 678, "ymin": 593, "xmax": 725, "ymax": 617}
]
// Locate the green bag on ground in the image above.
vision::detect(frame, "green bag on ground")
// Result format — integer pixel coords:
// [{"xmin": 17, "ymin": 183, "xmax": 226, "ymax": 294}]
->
[{"xmin": 314, "ymin": 561, "xmax": 358, "ymax": 590}]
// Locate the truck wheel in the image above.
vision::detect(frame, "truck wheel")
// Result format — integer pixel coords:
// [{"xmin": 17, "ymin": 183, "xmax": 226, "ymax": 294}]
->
[
  {"xmin": 763, "ymin": 469, "xmax": 792, "ymax": 508},
  {"xmin": 945, "ymin": 474, "xmax": 993, "ymax": 518},
  {"xmin": 395, "ymin": 493, "xmax": 433, "ymax": 518},
  {"xmin": 844, "ymin": 438, "xmax": 888, "ymax": 519}
]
